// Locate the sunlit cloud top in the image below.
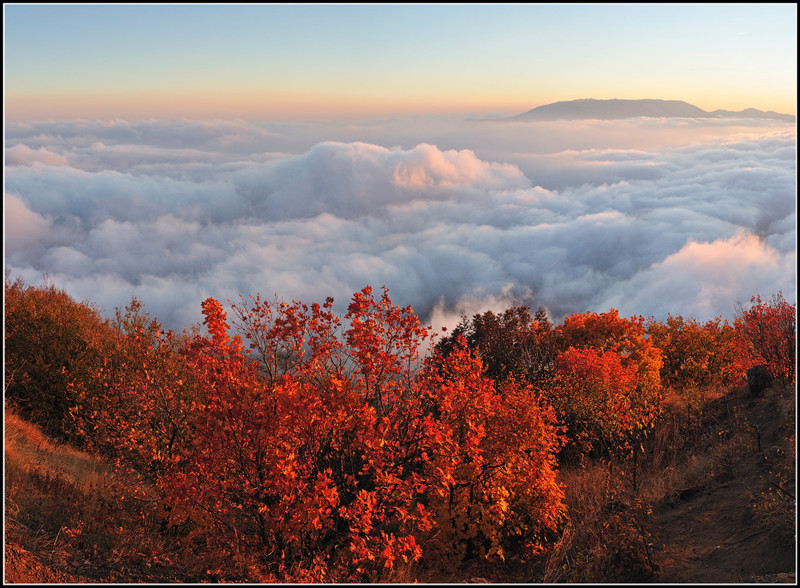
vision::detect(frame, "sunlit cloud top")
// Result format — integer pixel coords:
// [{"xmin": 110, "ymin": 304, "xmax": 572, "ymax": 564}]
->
[
  {"xmin": 4, "ymin": 3, "xmax": 797, "ymax": 121},
  {"xmin": 5, "ymin": 115, "xmax": 795, "ymax": 331}
]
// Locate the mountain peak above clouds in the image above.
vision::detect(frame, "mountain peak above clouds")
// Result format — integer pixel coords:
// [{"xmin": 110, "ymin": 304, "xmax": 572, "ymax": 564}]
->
[
  {"xmin": 516, "ymin": 98, "xmax": 795, "ymax": 122},
  {"xmin": 707, "ymin": 107, "xmax": 796, "ymax": 122}
]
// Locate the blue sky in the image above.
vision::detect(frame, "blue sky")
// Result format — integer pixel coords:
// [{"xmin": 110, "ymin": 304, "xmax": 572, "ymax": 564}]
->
[{"xmin": 4, "ymin": 3, "xmax": 797, "ymax": 120}]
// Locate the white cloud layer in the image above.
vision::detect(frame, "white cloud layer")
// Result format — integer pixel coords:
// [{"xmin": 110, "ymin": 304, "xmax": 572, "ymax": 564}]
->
[{"xmin": 4, "ymin": 116, "xmax": 796, "ymax": 332}]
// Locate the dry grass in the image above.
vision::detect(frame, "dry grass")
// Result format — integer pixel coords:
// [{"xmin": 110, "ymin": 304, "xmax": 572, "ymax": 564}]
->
[
  {"xmin": 538, "ymin": 458, "xmax": 655, "ymax": 583},
  {"xmin": 4, "ymin": 408, "xmax": 204, "ymax": 583},
  {"xmin": 5, "ymin": 411, "xmax": 109, "ymax": 490},
  {"xmin": 637, "ymin": 384, "xmax": 771, "ymax": 505},
  {"xmin": 6, "ymin": 382, "xmax": 794, "ymax": 583},
  {"xmin": 536, "ymin": 383, "xmax": 793, "ymax": 583},
  {"xmin": 5, "ymin": 409, "xmax": 114, "ymax": 556}
]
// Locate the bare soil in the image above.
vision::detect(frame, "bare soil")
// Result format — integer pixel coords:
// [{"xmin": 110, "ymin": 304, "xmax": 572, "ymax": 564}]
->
[{"xmin": 648, "ymin": 386, "xmax": 796, "ymax": 583}]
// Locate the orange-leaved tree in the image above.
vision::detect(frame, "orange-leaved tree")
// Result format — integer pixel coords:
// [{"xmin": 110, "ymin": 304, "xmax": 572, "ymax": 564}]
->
[
  {"xmin": 545, "ymin": 346, "xmax": 640, "ymax": 458},
  {"xmin": 67, "ymin": 286, "xmax": 565, "ymax": 580},
  {"xmin": 735, "ymin": 292, "xmax": 796, "ymax": 383},
  {"xmin": 418, "ymin": 339, "xmax": 564, "ymax": 568},
  {"xmin": 646, "ymin": 314, "xmax": 740, "ymax": 393},
  {"xmin": 157, "ymin": 287, "xmax": 564, "ymax": 580},
  {"xmin": 646, "ymin": 314, "xmax": 740, "ymax": 420},
  {"xmin": 71, "ymin": 297, "xmax": 198, "ymax": 486},
  {"xmin": 543, "ymin": 310, "xmax": 664, "ymax": 463}
]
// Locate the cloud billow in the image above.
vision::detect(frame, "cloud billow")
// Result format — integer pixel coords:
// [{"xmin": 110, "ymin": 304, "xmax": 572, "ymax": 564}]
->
[{"xmin": 4, "ymin": 118, "xmax": 795, "ymax": 332}]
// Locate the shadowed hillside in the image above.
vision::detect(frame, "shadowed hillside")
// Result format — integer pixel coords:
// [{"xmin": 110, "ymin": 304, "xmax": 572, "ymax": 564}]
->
[{"xmin": 648, "ymin": 383, "xmax": 795, "ymax": 582}]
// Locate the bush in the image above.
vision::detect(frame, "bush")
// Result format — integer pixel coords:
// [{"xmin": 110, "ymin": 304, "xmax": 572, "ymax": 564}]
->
[
  {"xmin": 735, "ymin": 292, "xmax": 796, "ymax": 384},
  {"xmin": 5, "ymin": 276, "xmax": 112, "ymax": 440},
  {"xmin": 78, "ymin": 287, "xmax": 565, "ymax": 581},
  {"xmin": 434, "ymin": 305, "xmax": 558, "ymax": 387},
  {"xmin": 542, "ymin": 310, "xmax": 664, "ymax": 463},
  {"xmin": 647, "ymin": 314, "xmax": 741, "ymax": 393}
]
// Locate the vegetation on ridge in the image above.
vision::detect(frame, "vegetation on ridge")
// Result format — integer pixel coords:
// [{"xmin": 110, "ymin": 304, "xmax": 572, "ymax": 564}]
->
[{"xmin": 4, "ymin": 275, "xmax": 796, "ymax": 582}]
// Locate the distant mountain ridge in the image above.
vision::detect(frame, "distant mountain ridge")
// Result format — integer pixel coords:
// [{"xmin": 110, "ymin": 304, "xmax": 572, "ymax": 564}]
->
[{"xmin": 516, "ymin": 99, "xmax": 796, "ymax": 122}]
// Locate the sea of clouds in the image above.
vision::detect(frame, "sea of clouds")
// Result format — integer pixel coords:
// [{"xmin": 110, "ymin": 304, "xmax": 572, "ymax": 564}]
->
[{"xmin": 4, "ymin": 115, "xmax": 796, "ymax": 333}]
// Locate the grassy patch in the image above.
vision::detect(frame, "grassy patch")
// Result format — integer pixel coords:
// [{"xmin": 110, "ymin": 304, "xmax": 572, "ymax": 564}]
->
[{"xmin": 4, "ymin": 409, "xmax": 203, "ymax": 582}]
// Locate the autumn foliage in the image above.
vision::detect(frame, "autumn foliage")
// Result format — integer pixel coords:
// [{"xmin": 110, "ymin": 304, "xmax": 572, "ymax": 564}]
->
[
  {"xmin": 69, "ymin": 298, "xmax": 197, "ymax": 486},
  {"xmin": 4, "ymin": 276, "xmax": 111, "ymax": 440},
  {"xmin": 439, "ymin": 307, "xmax": 664, "ymax": 462},
  {"xmin": 61, "ymin": 286, "xmax": 564, "ymax": 580},
  {"xmin": 735, "ymin": 293, "xmax": 796, "ymax": 383},
  {"xmin": 646, "ymin": 314, "xmax": 741, "ymax": 394},
  {"xmin": 547, "ymin": 311, "xmax": 663, "ymax": 461},
  {"xmin": 545, "ymin": 346, "xmax": 643, "ymax": 458},
  {"xmin": 5, "ymin": 274, "xmax": 795, "ymax": 582}
]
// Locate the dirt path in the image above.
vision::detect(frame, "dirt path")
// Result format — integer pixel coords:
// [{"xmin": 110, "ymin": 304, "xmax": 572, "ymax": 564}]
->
[{"xmin": 649, "ymin": 388, "xmax": 796, "ymax": 583}]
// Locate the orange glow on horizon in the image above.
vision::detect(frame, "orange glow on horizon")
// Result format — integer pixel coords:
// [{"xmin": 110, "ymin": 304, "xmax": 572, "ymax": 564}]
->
[{"xmin": 5, "ymin": 89, "xmax": 795, "ymax": 123}]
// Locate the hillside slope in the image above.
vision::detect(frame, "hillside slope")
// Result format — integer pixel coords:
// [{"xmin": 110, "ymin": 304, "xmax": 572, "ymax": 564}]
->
[
  {"xmin": 4, "ymin": 411, "xmax": 193, "ymax": 583},
  {"xmin": 649, "ymin": 383, "xmax": 796, "ymax": 583},
  {"xmin": 4, "ymin": 382, "xmax": 796, "ymax": 583}
]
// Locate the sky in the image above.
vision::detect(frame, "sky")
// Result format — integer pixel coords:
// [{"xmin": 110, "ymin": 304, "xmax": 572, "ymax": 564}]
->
[
  {"xmin": 3, "ymin": 3, "xmax": 798, "ymax": 334},
  {"xmin": 4, "ymin": 3, "xmax": 797, "ymax": 120}
]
